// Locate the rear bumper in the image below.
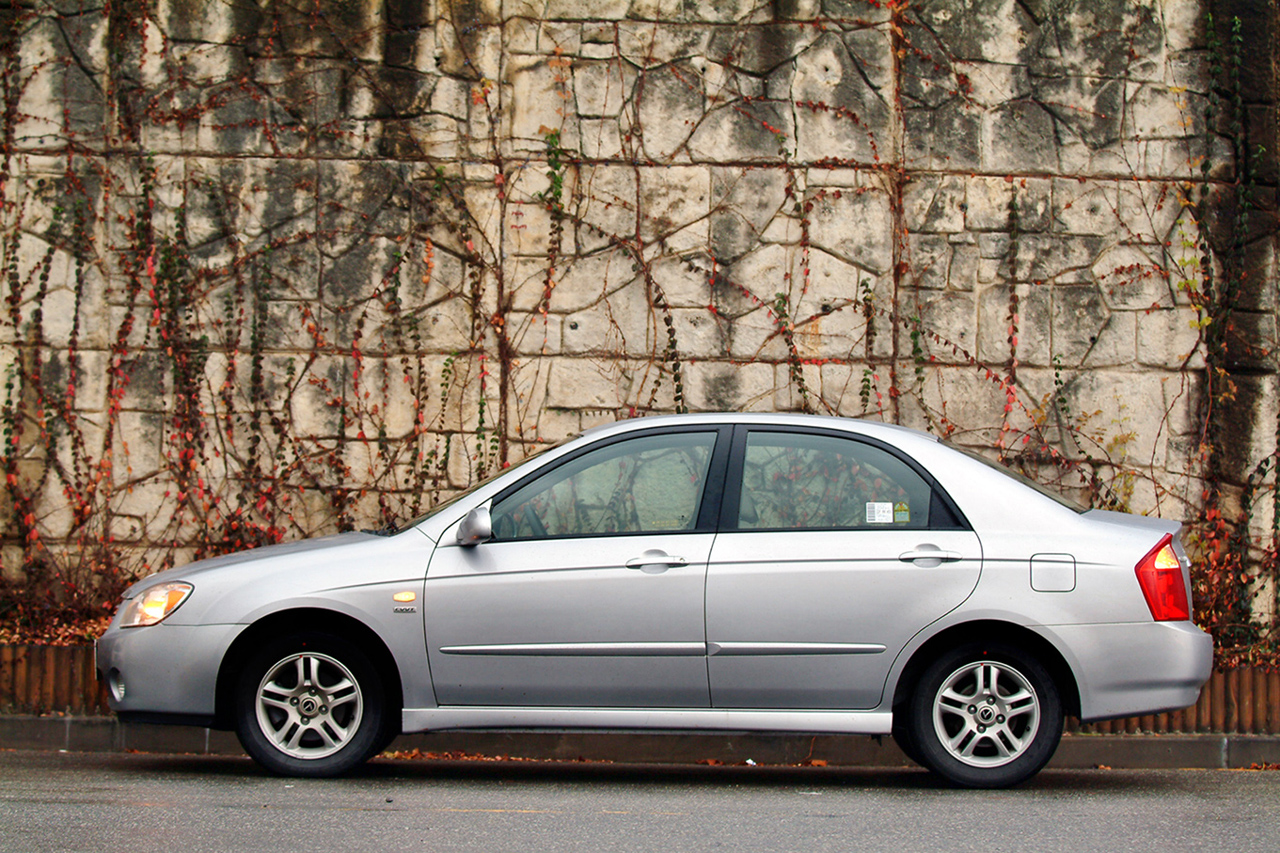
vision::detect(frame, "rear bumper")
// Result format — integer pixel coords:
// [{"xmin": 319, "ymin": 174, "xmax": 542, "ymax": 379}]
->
[{"xmin": 1044, "ymin": 621, "xmax": 1214, "ymax": 721}]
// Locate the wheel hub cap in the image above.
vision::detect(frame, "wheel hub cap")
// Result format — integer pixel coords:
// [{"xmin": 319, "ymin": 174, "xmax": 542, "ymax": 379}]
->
[
  {"xmin": 254, "ymin": 652, "xmax": 363, "ymax": 760},
  {"xmin": 932, "ymin": 660, "xmax": 1040, "ymax": 768}
]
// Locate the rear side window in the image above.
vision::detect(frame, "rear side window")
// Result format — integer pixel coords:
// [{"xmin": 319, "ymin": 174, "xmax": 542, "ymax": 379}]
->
[{"xmin": 736, "ymin": 431, "xmax": 959, "ymax": 531}]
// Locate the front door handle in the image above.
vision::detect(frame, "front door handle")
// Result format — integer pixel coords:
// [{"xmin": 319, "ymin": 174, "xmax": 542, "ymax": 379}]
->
[{"xmin": 625, "ymin": 551, "xmax": 688, "ymax": 573}]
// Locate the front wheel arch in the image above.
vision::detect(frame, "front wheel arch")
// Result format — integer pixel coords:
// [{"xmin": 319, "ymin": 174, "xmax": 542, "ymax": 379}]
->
[{"xmin": 214, "ymin": 609, "xmax": 403, "ymax": 734}]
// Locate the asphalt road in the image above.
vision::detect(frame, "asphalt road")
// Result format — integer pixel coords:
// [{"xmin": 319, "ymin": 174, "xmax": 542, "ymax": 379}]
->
[{"xmin": 0, "ymin": 751, "xmax": 1276, "ymax": 853}]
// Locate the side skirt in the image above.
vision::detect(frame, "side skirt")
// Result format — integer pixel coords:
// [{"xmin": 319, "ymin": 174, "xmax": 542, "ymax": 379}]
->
[{"xmin": 402, "ymin": 707, "xmax": 893, "ymax": 735}]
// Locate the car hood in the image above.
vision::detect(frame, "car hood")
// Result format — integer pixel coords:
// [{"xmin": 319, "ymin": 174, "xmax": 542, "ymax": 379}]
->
[{"xmin": 120, "ymin": 531, "xmax": 389, "ymax": 597}]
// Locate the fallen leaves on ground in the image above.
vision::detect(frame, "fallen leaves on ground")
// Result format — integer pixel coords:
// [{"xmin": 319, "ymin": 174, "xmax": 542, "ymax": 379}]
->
[{"xmin": 381, "ymin": 748, "xmax": 612, "ymax": 764}]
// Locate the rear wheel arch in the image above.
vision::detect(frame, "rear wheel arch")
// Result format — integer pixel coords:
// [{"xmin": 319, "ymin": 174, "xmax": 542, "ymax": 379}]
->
[
  {"xmin": 891, "ymin": 620, "xmax": 1081, "ymax": 719},
  {"xmin": 214, "ymin": 608, "xmax": 403, "ymax": 731}
]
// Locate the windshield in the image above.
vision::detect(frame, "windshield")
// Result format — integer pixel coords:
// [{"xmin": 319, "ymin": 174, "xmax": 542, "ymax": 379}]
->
[
  {"xmin": 949, "ymin": 445, "xmax": 1090, "ymax": 513},
  {"xmin": 394, "ymin": 439, "xmax": 571, "ymax": 532}
]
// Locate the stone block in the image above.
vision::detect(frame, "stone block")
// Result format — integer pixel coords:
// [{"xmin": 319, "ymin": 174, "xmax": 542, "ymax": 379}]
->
[
  {"xmin": 529, "ymin": 406, "xmax": 587, "ymax": 443},
  {"xmin": 504, "ymin": 199, "xmax": 564, "ymax": 259},
  {"xmin": 635, "ymin": 61, "xmax": 703, "ymax": 161},
  {"xmin": 793, "ymin": 303, "xmax": 870, "ymax": 360},
  {"xmin": 976, "ymin": 283, "xmax": 1050, "ymax": 367},
  {"xmin": 915, "ymin": 290, "xmax": 979, "ymax": 365},
  {"xmin": 1129, "ymin": 81, "xmax": 1201, "ymax": 139},
  {"xmin": 791, "ymin": 247, "xmax": 875, "ymax": 317},
  {"xmin": 1012, "ymin": 234, "xmax": 1102, "ymax": 284},
  {"xmin": 1093, "ymin": 244, "xmax": 1175, "ymax": 311},
  {"xmin": 915, "ymin": 0, "xmax": 1034, "ymax": 65},
  {"xmin": 983, "ymin": 99, "xmax": 1059, "ymax": 173},
  {"xmin": 509, "ymin": 311, "xmax": 564, "ymax": 356},
  {"xmin": 116, "ymin": 411, "xmax": 165, "ymax": 483},
  {"xmin": 648, "ymin": 254, "xmax": 713, "ymax": 309},
  {"xmin": 436, "ymin": 19, "xmax": 501, "ymax": 80},
  {"xmin": 709, "ymin": 167, "xmax": 789, "ymax": 262},
  {"xmin": 554, "ymin": 250, "xmax": 638, "ymax": 311},
  {"xmin": 561, "ymin": 283, "xmax": 655, "ymax": 356},
  {"xmin": 574, "ymin": 59, "xmax": 633, "ymax": 118},
  {"xmin": 684, "ymin": 361, "xmax": 775, "ymax": 411},
  {"xmin": 1053, "ymin": 178, "xmax": 1121, "ymax": 235},
  {"xmin": 544, "ymin": 357, "xmax": 624, "ymax": 409},
  {"xmin": 1050, "ymin": 284, "xmax": 1126, "ymax": 366},
  {"xmin": 965, "ymin": 176, "xmax": 1051, "ymax": 233},
  {"xmin": 617, "ymin": 22, "xmax": 710, "ymax": 68},
  {"xmin": 576, "ymin": 165, "xmax": 638, "ymax": 249},
  {"xmin": 806, "ymin": 186, "xmax": 892, "ymax": 274},
  {"xmin": 668, "ymin": 307, "xmax": 724, "ymax": 360},
  {"xmin": 904, "ymin": 174, "xmax": 965, "ymax": 234},
  {"xmin": 638, "ymin": 165, "xmax": 709, "ymax": 244},
  {"xmin": 904, "ymin": 100, "xmax": 982, "ymax": 171},
  {"xmin": 1035, "ymin": 75, "xmax": 1126, "ymax": 150},
  {"xmin": 505, "ymin": 55, "xmax": 580, "ymax": 152},
  {"xmin": 1136, "ymin": 307, "xmax": 1205, "ymax": 373},
  {"xmin": 911, "ymin": 365, "xmax": 1006, "ymax": 436},
  {"xmin": 727, "ymin": 243, "xmax": 800, "ymax": 308},
  {"xmin": 721, "ymin": 308, "xmax": 790, "ymax": 363},
  {"xmin": 689, "ymin": 101, "xmax": 789, "ymax": 164},
  {"xmin": 507, "ymin": 257, "xmax": 556, "ymax": 313},
  {"xmin": 580, "ymin": 118, "xmax": 624, "ymax": 159},
  {"xmin": 791, "ymin": 32, "xmax": 892, "ymax": 165}
]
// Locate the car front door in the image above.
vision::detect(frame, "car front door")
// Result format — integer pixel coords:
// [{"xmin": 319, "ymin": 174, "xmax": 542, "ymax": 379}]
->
[
  {"xmin": 705, "ymin": 427, "xmax": 982, "ymax": 710},
  {"xmin": 424, "ymin": 427, "xmax": 728, "ymax": 708}
]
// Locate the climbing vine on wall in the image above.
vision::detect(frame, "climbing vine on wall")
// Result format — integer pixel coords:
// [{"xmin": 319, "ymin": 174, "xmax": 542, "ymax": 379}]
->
[{"xmin": 0, "ymin": 0, "xmax": 1276, "ymax": 665}]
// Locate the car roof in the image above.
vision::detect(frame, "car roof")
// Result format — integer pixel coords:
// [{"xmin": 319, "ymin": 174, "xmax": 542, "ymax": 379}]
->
[{"xmin": 579, "ymin": 412, "xmax": 940, "ymax": 444}]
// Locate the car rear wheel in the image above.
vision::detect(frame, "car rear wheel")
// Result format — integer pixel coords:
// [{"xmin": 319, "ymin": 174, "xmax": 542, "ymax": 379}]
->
[
  {"xmin": 234, "ymin": 633, "xmax": 386, "ymax": 777},
  {"xmin": 906, "ymin": 643, "xmax": 1062, "ymax": 788}
]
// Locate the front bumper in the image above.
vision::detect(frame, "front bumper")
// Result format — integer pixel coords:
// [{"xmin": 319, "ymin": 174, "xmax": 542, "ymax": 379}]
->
[
  {"xmin": 95, "ymin": 622, "xmax": 245, "ymax": 719},
  {"xmin": 1044, "ymin": 620, "xmax": 1214, "ymax": 721}
]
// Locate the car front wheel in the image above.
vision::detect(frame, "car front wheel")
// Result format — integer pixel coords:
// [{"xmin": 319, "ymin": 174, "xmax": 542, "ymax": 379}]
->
[
  {"xmin": 905, "ymin": 643, "xmax": 1063, "ymax": 788},
  {"xmin": 234, "ymin": 633, "xmax": 387, "ymax": 777}
]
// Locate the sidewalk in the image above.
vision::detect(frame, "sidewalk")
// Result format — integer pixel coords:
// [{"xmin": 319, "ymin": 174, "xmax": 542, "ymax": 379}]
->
[{"xmin": 2, "ymin": 715, "xmax": 1278, "ymax": 769}]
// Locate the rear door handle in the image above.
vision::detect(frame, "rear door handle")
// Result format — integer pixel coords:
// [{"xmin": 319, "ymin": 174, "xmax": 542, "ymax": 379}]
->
[{"xmin": 898, "ymin": 548, "xmax": 963, "ymax": 567}]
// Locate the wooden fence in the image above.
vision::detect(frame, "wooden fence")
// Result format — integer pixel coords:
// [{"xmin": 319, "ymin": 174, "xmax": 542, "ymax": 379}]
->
[
  {"xmin": 0, "ymin": 645, "xmax": 111, "ymax": 716},
  {"xmin": 1, "ymin": 644, "xmax": 1277, "ymax": 734}
]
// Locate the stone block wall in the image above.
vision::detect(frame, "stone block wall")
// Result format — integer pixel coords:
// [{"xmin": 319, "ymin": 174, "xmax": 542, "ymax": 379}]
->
[{"xmin": 0, "ymin": 0, "xmax": 1276, "ymax": 615}]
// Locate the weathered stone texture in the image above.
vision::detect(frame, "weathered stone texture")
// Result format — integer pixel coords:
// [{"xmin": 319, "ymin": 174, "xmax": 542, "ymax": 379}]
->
[{"xmin": 0, "ymin": 0, "xmax": 1275, "ymax": 579}]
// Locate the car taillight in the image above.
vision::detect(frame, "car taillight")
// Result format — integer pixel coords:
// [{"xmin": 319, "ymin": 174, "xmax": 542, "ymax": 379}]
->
[{"xmin": 1134, "ymin": 533, "xmax": 1190, "ymax": 621}]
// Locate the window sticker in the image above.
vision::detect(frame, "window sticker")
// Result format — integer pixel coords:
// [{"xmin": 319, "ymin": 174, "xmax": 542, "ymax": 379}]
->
[
  {"xmin": 866, "ymin": 502, "xmax": 893, "ymax": 524},
  {"xmin": 894, "ymin": 502, "xmax": 911, "ymax": 523}
]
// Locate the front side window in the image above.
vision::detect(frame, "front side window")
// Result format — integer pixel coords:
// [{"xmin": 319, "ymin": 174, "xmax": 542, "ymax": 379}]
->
[
  {"xmin": 491, "ymin": 431, "xmax": 717, "ymax": 540},
  {"xmin": 737, "ymin": 431, "xmax": 944, "ymax": 531}
]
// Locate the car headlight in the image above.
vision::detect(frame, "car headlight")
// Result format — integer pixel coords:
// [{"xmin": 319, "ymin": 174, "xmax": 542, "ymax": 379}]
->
[{"xmin": 120, "ymin": 582, "xmax": 193, "ymax": 628}]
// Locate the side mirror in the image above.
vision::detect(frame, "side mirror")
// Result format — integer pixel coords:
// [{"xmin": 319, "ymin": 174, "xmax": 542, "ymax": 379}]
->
[{"xmin": 456, "ymin": 506, "xmax": 493, "ymax": 546}]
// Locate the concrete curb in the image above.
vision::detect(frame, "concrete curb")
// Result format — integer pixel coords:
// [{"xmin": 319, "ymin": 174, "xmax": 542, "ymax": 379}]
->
[{"xmin": 1, "ymin": 716, "xmax": 1277, "ymax": 769}]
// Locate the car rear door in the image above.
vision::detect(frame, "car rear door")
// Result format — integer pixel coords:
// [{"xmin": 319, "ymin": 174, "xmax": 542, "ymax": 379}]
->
[{"xmin": 705, "ymin": 426, "xmax": 982, "ymax": 710}]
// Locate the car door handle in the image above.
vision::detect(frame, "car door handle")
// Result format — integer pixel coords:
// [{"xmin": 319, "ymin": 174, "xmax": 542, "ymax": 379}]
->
[
  {"xmin": 625, "ymin": 552, "xmax": 688, "ymax": 572},
  {"xmin": 898, "ymin": 548, "xmax": 963, "ymax": 566}
]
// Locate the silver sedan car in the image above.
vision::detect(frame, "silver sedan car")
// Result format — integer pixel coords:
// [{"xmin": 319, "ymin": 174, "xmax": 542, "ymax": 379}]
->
[{"xmin": 95, "ymin": 413, "xmax": 1213, "ymax": 787}]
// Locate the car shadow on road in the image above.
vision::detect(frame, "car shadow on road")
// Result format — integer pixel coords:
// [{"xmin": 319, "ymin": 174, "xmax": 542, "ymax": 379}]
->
[{"xmin": 106, "ymin": 752, "xmax": 1153, "ymax": 792}]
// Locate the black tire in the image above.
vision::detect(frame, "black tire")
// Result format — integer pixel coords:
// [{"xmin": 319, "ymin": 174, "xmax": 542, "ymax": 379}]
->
[
  {"xmin": 905, "ymin": 642, "xmax": 1063, "ymax": 788},
  {"xmin": 891, "ymin": 714, "xmax": 926, "ymax": 767},
  {"xmin": 234, "ymin": 632, "xmax": 387, "ymax": 777}
]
